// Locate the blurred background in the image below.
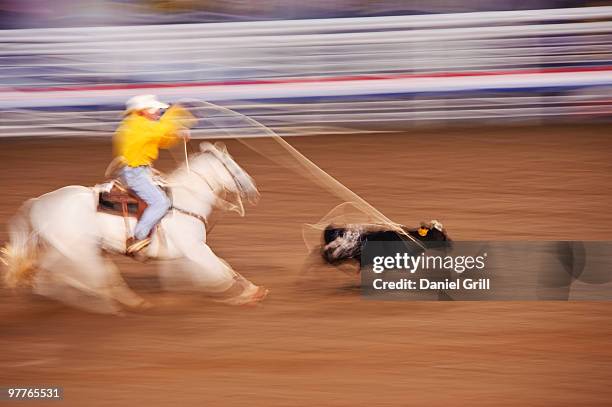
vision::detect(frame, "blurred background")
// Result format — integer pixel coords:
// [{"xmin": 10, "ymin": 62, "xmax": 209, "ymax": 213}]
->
[
  {"xmin": 1, "ymin": 0, "xmax": 611, "ymax": 137},
  {"xmin": 2, "ymin": 3, "xmax": 612, "ymax": 406}
]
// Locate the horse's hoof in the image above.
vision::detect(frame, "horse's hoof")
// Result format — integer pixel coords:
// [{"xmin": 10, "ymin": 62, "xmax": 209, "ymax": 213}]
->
[
  {"xmin": 253, "ymin": 286, "xmax": 269, "ymax": 303},
  {"xmin": 131, "ymin": 299, "xmax": 154, "ymax": 311},
  {"xmin": 243, "ymin": 286, "xmax": 268, "ymax": 306},
  {"xmin": 218, "ymin": 285, "xmax": 269, "ymax": 306}
]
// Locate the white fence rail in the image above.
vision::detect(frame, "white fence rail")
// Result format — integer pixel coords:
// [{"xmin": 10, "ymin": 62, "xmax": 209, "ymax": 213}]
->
[{"xmin": 1, "ymin": 6, "xmax": 611, "ymax": 137}]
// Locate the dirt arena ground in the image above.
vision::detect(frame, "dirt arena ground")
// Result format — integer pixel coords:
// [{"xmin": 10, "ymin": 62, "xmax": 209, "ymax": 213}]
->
[{"xmin": 1, "ymin": 124, "xmax": 611, "ymax": 406}]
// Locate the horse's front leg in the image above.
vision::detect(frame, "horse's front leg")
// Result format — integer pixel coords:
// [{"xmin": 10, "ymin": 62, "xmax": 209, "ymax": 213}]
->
[
  {"xmin": 198, "ymin": 244, "xmax": 266, "ymax": 305},
  {"xmin": 162, "ymin": 213, "xmax": 267, "ymax": 304},
  {"xmin": 160, "ymin": 239, "xmax": 267, "ymax": 305}
]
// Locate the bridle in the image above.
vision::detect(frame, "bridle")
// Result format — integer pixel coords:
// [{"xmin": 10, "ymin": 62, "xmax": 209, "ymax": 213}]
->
[
  {"xmin": 171, "ymin": 148, "xmax": 252, "ymax": 229},
  {"xmin": 191, "ymin": 149, "xmax": 252, "ymax": 205},
  {"xmin": 187, "ymin": 150, "xmax": 226, "ymax": 195}
]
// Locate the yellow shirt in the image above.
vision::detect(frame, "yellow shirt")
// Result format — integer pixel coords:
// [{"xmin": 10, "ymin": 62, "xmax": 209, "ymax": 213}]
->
[{"xmin": 113, "ymin": 105, "xmax": 196, "ymax": 167}]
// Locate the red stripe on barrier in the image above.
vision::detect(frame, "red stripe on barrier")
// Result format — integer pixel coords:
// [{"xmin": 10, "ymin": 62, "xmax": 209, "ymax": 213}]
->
[{"xmin": 4, "ymin": 65, "xmax": 612, "ymax": 93}]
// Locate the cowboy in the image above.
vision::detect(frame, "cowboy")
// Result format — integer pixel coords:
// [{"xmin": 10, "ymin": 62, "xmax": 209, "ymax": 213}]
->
[{"xmin": 113, "ymin": 94, "xmax": 196, "ymax": 254}]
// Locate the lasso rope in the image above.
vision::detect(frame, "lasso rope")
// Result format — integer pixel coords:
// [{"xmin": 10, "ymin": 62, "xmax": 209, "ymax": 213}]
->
[{"xmin": 180, "ymin": 100, "xmax": 425, "ymax": 251}]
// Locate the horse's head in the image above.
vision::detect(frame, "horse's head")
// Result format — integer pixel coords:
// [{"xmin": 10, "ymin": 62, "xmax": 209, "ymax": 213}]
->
[{"xmin": 189, "ymin": 142, "xmax": 260, "ymax": 206}]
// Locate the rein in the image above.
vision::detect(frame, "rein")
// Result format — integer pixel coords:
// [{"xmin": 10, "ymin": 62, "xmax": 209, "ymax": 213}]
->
[
  {"xmin": 186, "ymin": 150, "xmax": 246, "ymax": 210},
  {"xmin": 170, "ymin": 149, "xmax": 242, "ymax": 232}
]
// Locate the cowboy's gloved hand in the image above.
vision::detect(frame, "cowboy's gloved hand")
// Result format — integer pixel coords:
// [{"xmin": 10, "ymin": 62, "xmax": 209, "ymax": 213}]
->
[{"xmin": 178, "ymin": 129, "xmax": 191, "ymax": 141}]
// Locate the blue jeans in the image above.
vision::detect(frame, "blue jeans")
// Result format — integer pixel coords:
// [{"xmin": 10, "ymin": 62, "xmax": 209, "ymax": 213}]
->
[{"xmin": 121, "ymin": 166, "xmax": 171, "ymax": 240}]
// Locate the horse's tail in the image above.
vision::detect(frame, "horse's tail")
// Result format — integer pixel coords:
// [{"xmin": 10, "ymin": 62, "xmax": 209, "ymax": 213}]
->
[{"xmin": 1, "ymin": 200, "xmax": 39, "ymax": 288}]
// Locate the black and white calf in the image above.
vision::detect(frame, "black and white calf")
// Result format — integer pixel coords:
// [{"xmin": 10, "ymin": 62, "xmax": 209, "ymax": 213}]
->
[{"xmin": 321, "ymin": 220, "xmax": 451, "ymax": 266}]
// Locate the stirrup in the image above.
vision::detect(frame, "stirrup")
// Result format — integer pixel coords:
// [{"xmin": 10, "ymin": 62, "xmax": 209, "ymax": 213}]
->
[{"xmin": 126, "ymin": 237, "xmax": 151, "ymax": 255}]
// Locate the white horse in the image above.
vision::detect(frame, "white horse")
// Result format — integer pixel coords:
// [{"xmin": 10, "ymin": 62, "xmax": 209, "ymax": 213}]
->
[{"xmin": 1, "ymin": 142, "xmax": 268, "ymax": 314}]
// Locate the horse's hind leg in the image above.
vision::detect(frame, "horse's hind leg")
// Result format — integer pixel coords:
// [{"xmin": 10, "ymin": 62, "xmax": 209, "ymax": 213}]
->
[
  {"xmin": 104, "ymin": 257, "xmax": 150, "ymax": 310},
  {"xmin": 34, "ymin": 249, "xmax": 145, "ymax": 310},
  {"xmin": 34, "ymin": 244, "xmax": 124, "ymax": 314}
]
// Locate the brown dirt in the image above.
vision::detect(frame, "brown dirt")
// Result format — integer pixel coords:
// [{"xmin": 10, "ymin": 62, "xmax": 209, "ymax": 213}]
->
[{"xmin": 1, "ymin": 124, "xmax": 611, "ymax": 406}]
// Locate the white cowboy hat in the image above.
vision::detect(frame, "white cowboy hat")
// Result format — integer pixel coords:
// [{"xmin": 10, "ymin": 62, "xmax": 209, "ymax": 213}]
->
[{"xmin": 125, "ymin": 94, "xmax": 169, "ymax": 113}]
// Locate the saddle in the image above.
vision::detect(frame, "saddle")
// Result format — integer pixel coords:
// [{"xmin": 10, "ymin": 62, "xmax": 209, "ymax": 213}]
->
[
  {"xmin": 98, "ymin": 182, "xmax": 146, "ymax": 218},
  {"xmin": 97, "ymin": 181, "xmax": 169, "ymax": 219}
]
